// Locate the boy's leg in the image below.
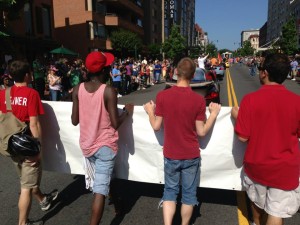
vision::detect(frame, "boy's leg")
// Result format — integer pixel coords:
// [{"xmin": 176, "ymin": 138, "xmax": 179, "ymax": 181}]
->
[
  {"xmin": 162, "ymin": 158, "xmax": 180, "ymax": 225},
  {"xmin": 89, "ymin": 146, "xmax": 116, "ymax": 225},
  {"xmin": 90, "ymin": 194, "xmax": 105, "ymax": 225},
  {"xmin": 250, "ymin": 201, "xmax": 265, "ymax": 225},
  {"xmin": 163, "ymin": 201, "xmax": 176, "ymax": 225},
  {"xmin": 181, "ymin": 204, "xmax": 193, "ymax": 225},
  {"xmin": 19, "ymin": 188, "xmax": 32, "ymax": 225},
  {"xmin": 181, "ymin": 158, "xmax": 200, "ymax": 225},
  {"xmin": 266, "ymin": 215, "xmax": 282, "ymax": 225}
]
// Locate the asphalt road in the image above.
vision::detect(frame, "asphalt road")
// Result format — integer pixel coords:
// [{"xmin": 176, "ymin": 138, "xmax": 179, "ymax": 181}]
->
[{"xmin": 1, "ymin": 64, "xmax": 300, "ymax": 225}]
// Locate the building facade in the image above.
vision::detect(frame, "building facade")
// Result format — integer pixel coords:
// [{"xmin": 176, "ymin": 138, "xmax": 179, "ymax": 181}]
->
[
  {"xmin": 163, "ymin": 0, "xmax": 195, "ymax": 47},
  {"xmin": 267, "ymin": 0, "xmax": 300, "ymax": 47},
  {"xmin": 1, "ymin": 0, "xmax": 56, "ymax": 63},
  {"xmin": 52, "ymin": 0, "xmax": 144, "ymax": 58},
  {"xmin": 143, "ymin": 0, "xmax": 162, "ymax": 45},
  {"xmin": 194, "ymin": 23, "xmax": 208, "ymax": 48},
  {"xmin": 241, "ymin": 29, "xmax": 260, "ymax": 52}
]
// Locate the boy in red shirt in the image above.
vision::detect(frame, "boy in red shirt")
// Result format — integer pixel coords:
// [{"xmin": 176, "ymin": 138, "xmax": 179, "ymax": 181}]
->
[
  {"xmin": 144, "ymin": 57, "xmax": 221, "ymax": 225},
  {"xmin": 0, "ymin": 60, "xmax": 58, "ymax": 225},
  {"xmin": 231, "ymin": 53, "xmax": 300, "ymax": 225}
]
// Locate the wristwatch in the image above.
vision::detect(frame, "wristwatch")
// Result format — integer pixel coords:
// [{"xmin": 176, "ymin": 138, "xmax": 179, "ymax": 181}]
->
[{"xmin": 123, "ymin": 107, "xmax": 129, "ymax": 116}]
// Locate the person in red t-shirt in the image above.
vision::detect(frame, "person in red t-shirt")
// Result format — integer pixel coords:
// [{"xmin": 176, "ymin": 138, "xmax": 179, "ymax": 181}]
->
[
  {"xmin": 0, "ymin": 60, "xmax": 58, "ymax": 225},
  {"xmin": 144, "ymin": 57, "xmax": 221, "ymax": 225},
  {"xmin": 231, "ymin": 53, "xmax": 300, "ymax": 225}
]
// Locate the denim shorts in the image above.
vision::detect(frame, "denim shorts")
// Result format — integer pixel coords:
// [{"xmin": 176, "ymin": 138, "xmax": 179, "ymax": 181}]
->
[
  {"xmin": 161, "ymin": 157, "xmax": 200, "ymax": 206},
  {"xmin": 88, "ymin": 146, "xmax": 116, "ymax": 196}
]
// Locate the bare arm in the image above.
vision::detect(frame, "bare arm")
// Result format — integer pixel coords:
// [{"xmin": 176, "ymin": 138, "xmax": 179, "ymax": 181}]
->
[
  {"xmin": 104, "ymin": 85, "xmax": 134, "ymax": 130},
  {"xmin": 230, "ymin": 106, "xmax": 248, "ymax": 142},
  {"xmin": 143, "ymin": 100, "xmax": 163, "ymax": 131},
  {"xmin": 195, "ymin": 102, "xmax": 221, "ymax": 137},
  {"xmin": 71, "ymin": 85, "xmax": 80, "ymax": 126},
  {"xmin": 29, "ymin": 116, "xmax": 42, "ymax": 141}
]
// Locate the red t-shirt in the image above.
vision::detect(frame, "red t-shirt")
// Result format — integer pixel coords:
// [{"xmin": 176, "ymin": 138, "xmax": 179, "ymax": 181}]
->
[
  {"xmin": 155, "ymin": 86, "xmax": 206, "ymax": 160},
  {"xmin": 235, "ymin": 85, "xmax": 300, "ymax": 190},
  {"xmin": 0, "ymin": 85, "xmax": 44, "ymax": 122}
]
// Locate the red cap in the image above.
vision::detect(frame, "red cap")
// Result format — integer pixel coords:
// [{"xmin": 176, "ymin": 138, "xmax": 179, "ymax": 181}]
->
[{"xmin": 85, "ymin": 51, "xmax": 115, "ymax": 73}]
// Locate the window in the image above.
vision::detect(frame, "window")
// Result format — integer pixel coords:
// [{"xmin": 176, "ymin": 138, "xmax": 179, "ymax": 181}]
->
[
  {"xmin": 36, "ymin": 6, "xmax": 43, "ymax": 34},
  {"xmin": 88, "ymin": 21, "xmax": 106, "ymax": 39},
  {"xmin": 137, "ymin": 19, "xmax": 142, "ymax": 27},
  {"xmin": 24, "ymin": 3, "xmax": 32, "ymax": 35},
  {"xmin": 42, "ymin": 6, "xmax": 51, "ymax": 37}
]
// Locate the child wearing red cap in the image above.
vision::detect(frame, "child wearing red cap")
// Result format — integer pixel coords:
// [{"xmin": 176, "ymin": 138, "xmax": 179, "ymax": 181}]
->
[{"xmin": 71, "ymin": 51, "xmax": 133, "ymax": 225}]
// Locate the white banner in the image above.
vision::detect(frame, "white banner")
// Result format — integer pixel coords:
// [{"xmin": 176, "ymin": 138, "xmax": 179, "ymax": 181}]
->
[{"xmin": 40, "ymin": 101, "xmax": 246, "ymax": 191}]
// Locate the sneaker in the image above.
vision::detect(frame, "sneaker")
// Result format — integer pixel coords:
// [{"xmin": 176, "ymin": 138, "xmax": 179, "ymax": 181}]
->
[
  {"xmin": 40, "ymin": 190, "xmax": 59, "ymax": 211},
  {"xmin": 26, "ymin": 220, "xmax": 44, "ymax": 225},
  {"xmin": 292, "ymin": 78, "xmax": 296, "ymax": 81},
  {"xmin": 117, "ymin": 94, "xmax": 122, "ymax": 98}
]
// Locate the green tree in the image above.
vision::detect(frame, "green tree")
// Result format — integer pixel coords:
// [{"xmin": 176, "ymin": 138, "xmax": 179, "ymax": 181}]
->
[
  {"xmin": 110, "ymin": 29, "xmax": 142, "ymax": 59},
  {"xmin": 239, "ymin": 40, "xmax": 255, "ymax": 56},
  {"xmin": 148, "ymin": 43, "xmax": 161, "ymax": 60},
  {"xmin": 279, "ymin": 16, "xmax": 298, "ymax": 55},
  {"xmin": 206, "ymin": 42, "xmax": 218, "ymax": 57},
  {"xmin": 162, "ymin": 24, "xmax": 186, "ymax": 60},
  {"xmin": 189, "ymin": 45, "xmax": 201, "ymax": 59}
]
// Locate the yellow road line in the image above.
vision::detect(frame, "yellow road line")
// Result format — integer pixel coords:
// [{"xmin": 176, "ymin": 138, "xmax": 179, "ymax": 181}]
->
[
  {"xmin": 227, "ymin": 70, "xmax": 238, "ymax": 107},
  {"xmin": 226, "ymin": 68, "xmax": 250, "ymax": 225}
]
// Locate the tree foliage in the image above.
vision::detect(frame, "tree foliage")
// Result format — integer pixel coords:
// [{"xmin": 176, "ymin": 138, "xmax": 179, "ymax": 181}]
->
[
  {"xmin": 189, "ymin": 46, "xmax": 201, "ymax": 59},
  {"xmin": 162, "ymin": 24, "xmax": 186, "ymax": 60},
  {"xmin": 147, "ymin": 43, "xmax": 161, "ymax": 60},
  {"xmin": 237, "ymin": 40, "xmax": 255, "ymax": 56},
  {"xmin": 206, "ymin": 42, "xmax": 218, "ymax": 57},
  {"xmin": 110, "ymin": 29, "xmax": 142, "ymax": 58},
  {"xmin": 279, "ymin": 16, "xmax": 298, "ymax": 55}
]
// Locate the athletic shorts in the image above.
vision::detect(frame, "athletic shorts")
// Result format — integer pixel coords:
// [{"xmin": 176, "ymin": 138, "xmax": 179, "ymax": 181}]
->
[
  {"xmin": 243, "ymin": 174, "xmax": 300, "ymax": 218},
  {"xmin": 12, "ymin": 156, "xmax": 42, "ymax": 189}
]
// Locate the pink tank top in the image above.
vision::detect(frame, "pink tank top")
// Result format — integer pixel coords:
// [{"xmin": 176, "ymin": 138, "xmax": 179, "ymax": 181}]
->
[{"xmin": 78, "ymin": 83, "xmax": 118, "ymax": 157}]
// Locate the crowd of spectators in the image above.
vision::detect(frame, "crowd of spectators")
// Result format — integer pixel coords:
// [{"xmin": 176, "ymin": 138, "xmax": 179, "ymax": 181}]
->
[{"xmin": 0, "ymin": 56, "xmax": 174, "ymax": 100}]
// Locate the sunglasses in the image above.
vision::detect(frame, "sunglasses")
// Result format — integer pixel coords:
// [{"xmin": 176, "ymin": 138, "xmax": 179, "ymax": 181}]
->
[{"xmin": 257, "ymin": 66, "xmax": 265, "ymax": 71}]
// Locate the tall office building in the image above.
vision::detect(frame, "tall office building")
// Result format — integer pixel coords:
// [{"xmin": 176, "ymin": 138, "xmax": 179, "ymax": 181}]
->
[
  {"xmin": 163, "ymin": 0, "xmax": 195, "ymax": 47},
  {"xmin": 267, "ymin": 0, "xmax": 293, "ymax": 44},
  {"xmin": 143, "ymin": 0, "xmax": 162, "ymax": 44}
]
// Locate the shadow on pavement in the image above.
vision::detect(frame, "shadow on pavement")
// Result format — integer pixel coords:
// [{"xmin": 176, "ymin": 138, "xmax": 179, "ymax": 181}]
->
[{"xmin": 41, "ymin": 175, "xmax": 90, "ymax": 223}]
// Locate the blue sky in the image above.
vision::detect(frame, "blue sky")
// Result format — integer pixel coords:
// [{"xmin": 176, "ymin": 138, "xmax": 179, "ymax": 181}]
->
[{"xmin": 195, "ymin": 0, "xmax": 268, "ymax": 51}]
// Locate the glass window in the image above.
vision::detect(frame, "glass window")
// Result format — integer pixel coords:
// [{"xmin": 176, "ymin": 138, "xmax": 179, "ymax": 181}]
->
[
  {"xmin": 97, "ymin": 24, "xmax": 106, "ymax": 38},
  {"xmin": 42, "ymin": 7, "xmax": 51, "ymax": 37},
  {"xmin": 24, "ymin": 3, "xmax": 32, "ymax": 34}
]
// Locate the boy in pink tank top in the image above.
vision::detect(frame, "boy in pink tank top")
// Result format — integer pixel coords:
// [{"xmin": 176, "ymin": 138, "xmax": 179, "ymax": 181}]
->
[{"xmin": 71, "ymin": 51, "xmax": 133, "ymax": 225}]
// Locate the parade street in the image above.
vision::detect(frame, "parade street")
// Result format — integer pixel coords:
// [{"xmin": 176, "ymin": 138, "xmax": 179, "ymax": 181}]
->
[{"xmin": 1, "ymin": 64, "xmax": 300, "ymax": 225}]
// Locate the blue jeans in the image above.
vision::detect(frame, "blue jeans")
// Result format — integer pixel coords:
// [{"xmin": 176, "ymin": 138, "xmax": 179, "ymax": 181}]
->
[
  {"xmin": 88, "ymin": 146, "xmax": 116, "ymax": 196},
  {"xmin": 49, "ymin": 89, "xmax": 60, "ymax": 101},
  {"xmin": 155, "ymin": 72, "xmax": 161, "ymax": 83},
  {"xmin": 250, "ymin": 66, "xmax": 256, "ymax": 76},
  {"xmin": 161, "ymin": 157, "xmax": 200, "ymax": 206}
]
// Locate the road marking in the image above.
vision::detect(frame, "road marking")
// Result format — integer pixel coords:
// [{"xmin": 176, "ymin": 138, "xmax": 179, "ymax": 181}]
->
[
  {"xmin": 225, "ymin": 68, "xmax": 250, "ymax": 225},
  {"xmin": 226, "ymin": 69, "xmax": 238, "ymax": 107}
]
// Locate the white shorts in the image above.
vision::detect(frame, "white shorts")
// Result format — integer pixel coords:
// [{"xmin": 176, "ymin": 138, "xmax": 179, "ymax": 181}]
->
[{"xmin": 243, "ymin": 174, "xmax": 300, "ymax": 218}]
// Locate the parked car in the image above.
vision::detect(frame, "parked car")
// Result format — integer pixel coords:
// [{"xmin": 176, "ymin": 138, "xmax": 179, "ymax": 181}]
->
[
  {"xmin": 213, "ymin": 64, "xmax": 225, "ymax": 80},
  {"xmin": 165, "ymin": 68, "xmax": 220, "ymax": 106}
]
